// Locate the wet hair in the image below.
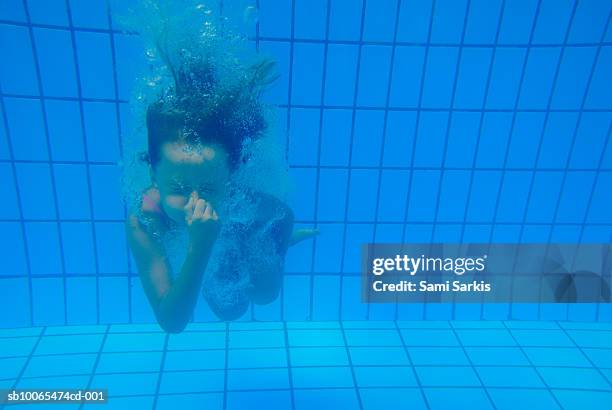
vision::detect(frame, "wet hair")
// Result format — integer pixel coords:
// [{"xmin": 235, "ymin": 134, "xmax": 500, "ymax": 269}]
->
[{"xmin": 144, "ymin": 52, "xmax": 278, "ymax": 170}]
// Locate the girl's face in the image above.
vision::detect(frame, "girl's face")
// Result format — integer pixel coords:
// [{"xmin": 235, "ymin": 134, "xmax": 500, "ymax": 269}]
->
[{"xmin": 152, "ymin": 141, "xmax": 231, "ymax": 225}]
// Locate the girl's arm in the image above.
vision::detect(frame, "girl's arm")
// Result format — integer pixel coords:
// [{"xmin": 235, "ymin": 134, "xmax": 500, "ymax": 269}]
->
[{"xmin": 125, "ymin": 194, "xmax": 219, "ymax": 333}]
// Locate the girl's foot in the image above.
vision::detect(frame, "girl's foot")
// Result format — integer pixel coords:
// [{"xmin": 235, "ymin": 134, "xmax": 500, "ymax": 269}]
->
[{"xmin": 289, "ymin": 228, "xmax": 320, "ymax": 247}]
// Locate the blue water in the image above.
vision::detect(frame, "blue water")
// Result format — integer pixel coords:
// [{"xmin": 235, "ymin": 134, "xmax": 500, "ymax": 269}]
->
[{"xmin": 0, "ymin": 0, "xmax": 611, "ymax": 408}]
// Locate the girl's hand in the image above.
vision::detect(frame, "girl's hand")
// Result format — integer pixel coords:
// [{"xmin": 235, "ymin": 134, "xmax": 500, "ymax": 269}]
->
[{"xmin": 184, "ymin": 192, "xmax": 221, "ymax": 247}]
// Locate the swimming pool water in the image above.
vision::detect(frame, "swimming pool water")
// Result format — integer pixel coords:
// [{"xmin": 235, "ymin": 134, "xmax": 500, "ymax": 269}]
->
[{"xmin": 0, "ymin": 0, "xmax": 611, "ymax": 408}]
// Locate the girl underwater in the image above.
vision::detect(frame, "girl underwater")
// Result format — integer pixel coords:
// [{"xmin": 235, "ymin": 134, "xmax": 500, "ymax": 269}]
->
[{"xmin": 122, "ymin": 1, "xmax": 317, "ymax": 332}]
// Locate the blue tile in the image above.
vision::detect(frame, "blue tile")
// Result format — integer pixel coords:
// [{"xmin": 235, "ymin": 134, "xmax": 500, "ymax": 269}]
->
[
  {"xmin": 288, "ymin": 329, "xmax": 343, "ymax": 347},
  {"xmin": 476, "ymin": 366, "xmax": 543, "ymax": 388},
  {"xmin": 519, "ymin": 48, "xmax": 562, "ymax": 109},
  {"xmin": 164, "ymin": 350, "xmax": 224, "ymax": 371},
  {"xmin": 167, "ymin": 331, "xmax": 225, "ymax": 350},
  {"xmin": 539, "ymin": 367, "xmax": 610, "ymax": 390},
  {"xmin": 382, "ymin": 111, "xmax": 416, "ymax": 167},
  {"xmin": 0, "ymin": 165, "xmax": 19, "ymax": 219},
  {"xmin": 25, "ymin": 222, "xmax": 62, "ymax": 275},
  {"xmin": 0, "ymin": 278, "xmax": 30, "ymax": 327},
  {"xmin": 347, "ymin": 169, "xmax": 378, "ymax": 222},
  {"xmin": 553, "ymin": 390, "xmax": 612, "ymax": 410},
  {"xmin": 510, "ymin": 329, "xmax": 574, "ymax": 347},
  {"xmin": 524, "ymin": 346, "xmax": 591, "ymax": 367},
  {"xmin": 83, "ymin": 102, "xmax": 120, "ymax": 162},
  {"xmin": 408, "ymin": 347, "xmax": 470, "ymax": 366},
  {"xmin": 328, "ymin": 0, "xmax": 364, "ymax": 41},
  {"xmin": 426, "ymin": 387, "xmax": 493, "ymax": 410},
  {"xmin": 74, "ymin": 32, "xmax": 114, "ymax": 99},
  {"xmin": 0, "ymin": 26, "xmax": 38, "ymax": 94},
  {"xmin": 228, "ymin": 347, "xmax": 286, "ymax": 368},
  {"xmin": 320, "ymin": 109, "xmax": 352, "ymax": 166},
  {"xmin": 159, "ymin": 370, "xmax": 224, "ymax": 394},
  {"xmin": 16, "ymin": 164, "xmax": 56, "ymax": 220},
  {"xmin": 454, "ymin": 48, "xmax": 493, "ymax": 109},
  {"xmin": 156, "ymin": 393, "xmax": 222, "ymax": 410},
  {"xmin": 95, "ymin": 222, "xmax": 127, "ymax": 274},
  {"xmin": 24, "ymin": 353, "xmax": 96, "ymax": 377},
  {"xmin": 437, "ymin": 171, "xmax": 470, "ymax": 222},
  {"xmin": 33, "ymin": 28, "xmax": 77, "ymax": 97},
  {"xmin": 422, "ymin": 47, "xmax": 459, "ymax": 108},
  {"xmin": 324, "ymin": 44, "xmax": 359, "ymax": 106},
  {"xmin": 568, "ymin": 0, "xmax": 611, "ymax": 43},
  {"xmin": 361, "ymin": 388, "xmax": 427, "ymax": 410},
  {"xmin": 91, "ymin": 372, "xmax": 158, "ymax": 396},
  {"xmin": 486, "ymin": 48, "xmax": 527, "ymax": 109},
  {"xmin": 290, "ymin": 346, "xmax": 348, "ymax": 366},
  {"xmin": 288, "ymin": 108, "xmax": 319, "ymax": 166},
  {"xmin": 526, "ymin": 172, "xmax": 562, "ymax": 223},
  {"xmin": 349, "ymin": 346, "xmax": 410, "ymax": 366},
  {"xmin": 295, "ymin": 388, "xmax": 359, "ymax": 410},
  {"xmin": 291, "ymin": 43, "xmax": 325, "ymax": 105},
  {"xmin": 283, "ymin": 275, "xmax": 311, "ymax": 320},
  {"xmin": 390, "ymin": 46, "xmax": 426, "ymax": 108},
  {"xmin": 27, "ymin": 0, "xmax": 69, "ymax": 25},
  {"xmin": 417, "ymin": 366, "xmax": 481, "ymax": 387},
  {"xmin": 85, "ymin": 396, "xmax": 155, "ymax": 410},
  {"xmin": 0, "ymin": 0, "xmax": 26, "ymax": 21},
  {"xmin": 288, "ymin": 168, "xmax": 316, "ymax": 220},
  {"xmin": 357, "ymin": 46, "xmax": 392, "ymax": 107},
  {"xmin": 498, "ymin": 0, "xmax": 539, "ymax": 44},
  {"xmin": 68, "ymin": 0, "xmax": 108, "ymax": 29},
  {"xmin": 0, "ymin": 222, "xmax": 27, "ymax": 275},
  {"xmin": 532, "ymin": 0, "xmax": 575, "ymax": 44},
  {"xmin": 89, "ymin": 165, "xmax": 124, "ymax": 220},
  {"xmin": 407, "ymin": 170, "xmax": 441, "ymax": 222},
  {"xmin": 464, "ymin": 0, "xmax": 503, "ymax": 44},
  {"xmin": 45, "ymin": 100, "xmax": 85, "ymax": 161},
  {"xmin": 489, "ymin": 388, "xmax": 559, "ymax": 410},
  {"xmin": 229, "ymin": 330, "xmax": 285, "ymax": 348},
  {"xmin": 103, "ymin": 332, "xmax": 164, "ymax": 352},
  {"xmin": 258, "ymin": 0, "xmax": 291, "ymax": 38},
  {"xmin": 54, "ymin": 164, "xmax": 91, "ymax": 219},
  {"xmin": 352, "ymin": 110, "xmax": 386, "ymax": 166},
  {"xmin": 552, "ymin": 47, "xmax": 598, "ymax": 109},
  {"xmin": 294, "ymin": 0, "xmax": 327, "ymax": 40},
  {"xmin": 537, "ymin": 112, "xmax": 579, "ymax": 168},
  {"xmin": 583, "ymin": 348, "xmax": 612, "ymax": 368},
  {"xmin": 292, "ymin": 366, "xmax": 354, "ymax": 388},
  {"xmin": 344, "ymin": 329, "xmax": 402, "ymax": 346},
  {"xmin": 430, "ymin": 0, "xmax": 468, "ymax": 43},
  {"xmin": 61, "ymin": 223, "xmax": 95, "ymax": 274},
  {"xmin": 312, "ymin": 275, "xmax": 341, "ymax": 320},
  {"xmin": 397, "ymin": 0, "xmax": 433, "ymax": 42},
  {"xmin": 317, "ymin": 170, "xmax": 348, "ymax": 222},
  {"xmin": 5, "ymin": 98, "xmax": 48, "ymax": 161},
  {"xmin": 585, "ymin": 47, "xmax": 612, "ymax": 109},
  {"xmin": 464, "ymin": 347, "xmax": 529, "ymax": 366},
  {"xmin": 400, "ymin": 329, "xmax": 459, "ymax": 346},
  {"xmin": 96, "ymin": 351, "xmax": 162, "ymax": 373},
  {"xmin": 376, "ymin": 170, "xmax": 410, "ymax": 222},
  {"xmin": 467, "ymin": 171, "xmax": 502, "ymax": 223},
  {"xmin": 0, "ymin": 357, "xmax": 26, "ymax": 379},
  {"xmin": 31, "ymin": 277, "xmax": 64, "ymax": 325},
  {"xmin": 566, "ymin": 329, "xmax": 612, "ymax": 348},
  {"xmin": 363, "ymin": 0, "xmax": 397, "ymax": 42},
  {"xmin": 496, "ymin": 171, "xmax": 532, "ymax": 223},
  {"xmin": 455, "ymin": 329, "xmax": 516, "ymax": 346},
  {"xmin": 506, "ymin": 112, "xmax": 546, "ymax": 168},
  {"xmin": 0, "ymin": 336, "xmax": 37, "ymax": 358},
  {"xmin": 18, "ymin": 375, "xmax": 89, "ymax": 390},
  {"xmin": 586, "ymin": 172, "xmax": 612, "ymax": 224},
  {"xmin": 99, "ymin": 277, "xmax": 129, "ymax": 324},
  {"xmin": 227, "ymin": 390, "xmax": 290, "ymax": 410},
  {"xmin": 35, "ymin": 334, "xmax": 104, "ymax": 355},
  {"xmin": 228, "ymin": 368, "xmax": 290, "ymax": 390},
  {"xmin": 354, "ymin": 366, "xmax": 417, "ymax": 387}
]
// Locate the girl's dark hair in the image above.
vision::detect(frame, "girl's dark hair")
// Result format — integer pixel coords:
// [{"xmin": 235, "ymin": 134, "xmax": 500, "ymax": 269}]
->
[{"xmin": 145, "ymin": 52, "xmax": 278, "ymax": 169}]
